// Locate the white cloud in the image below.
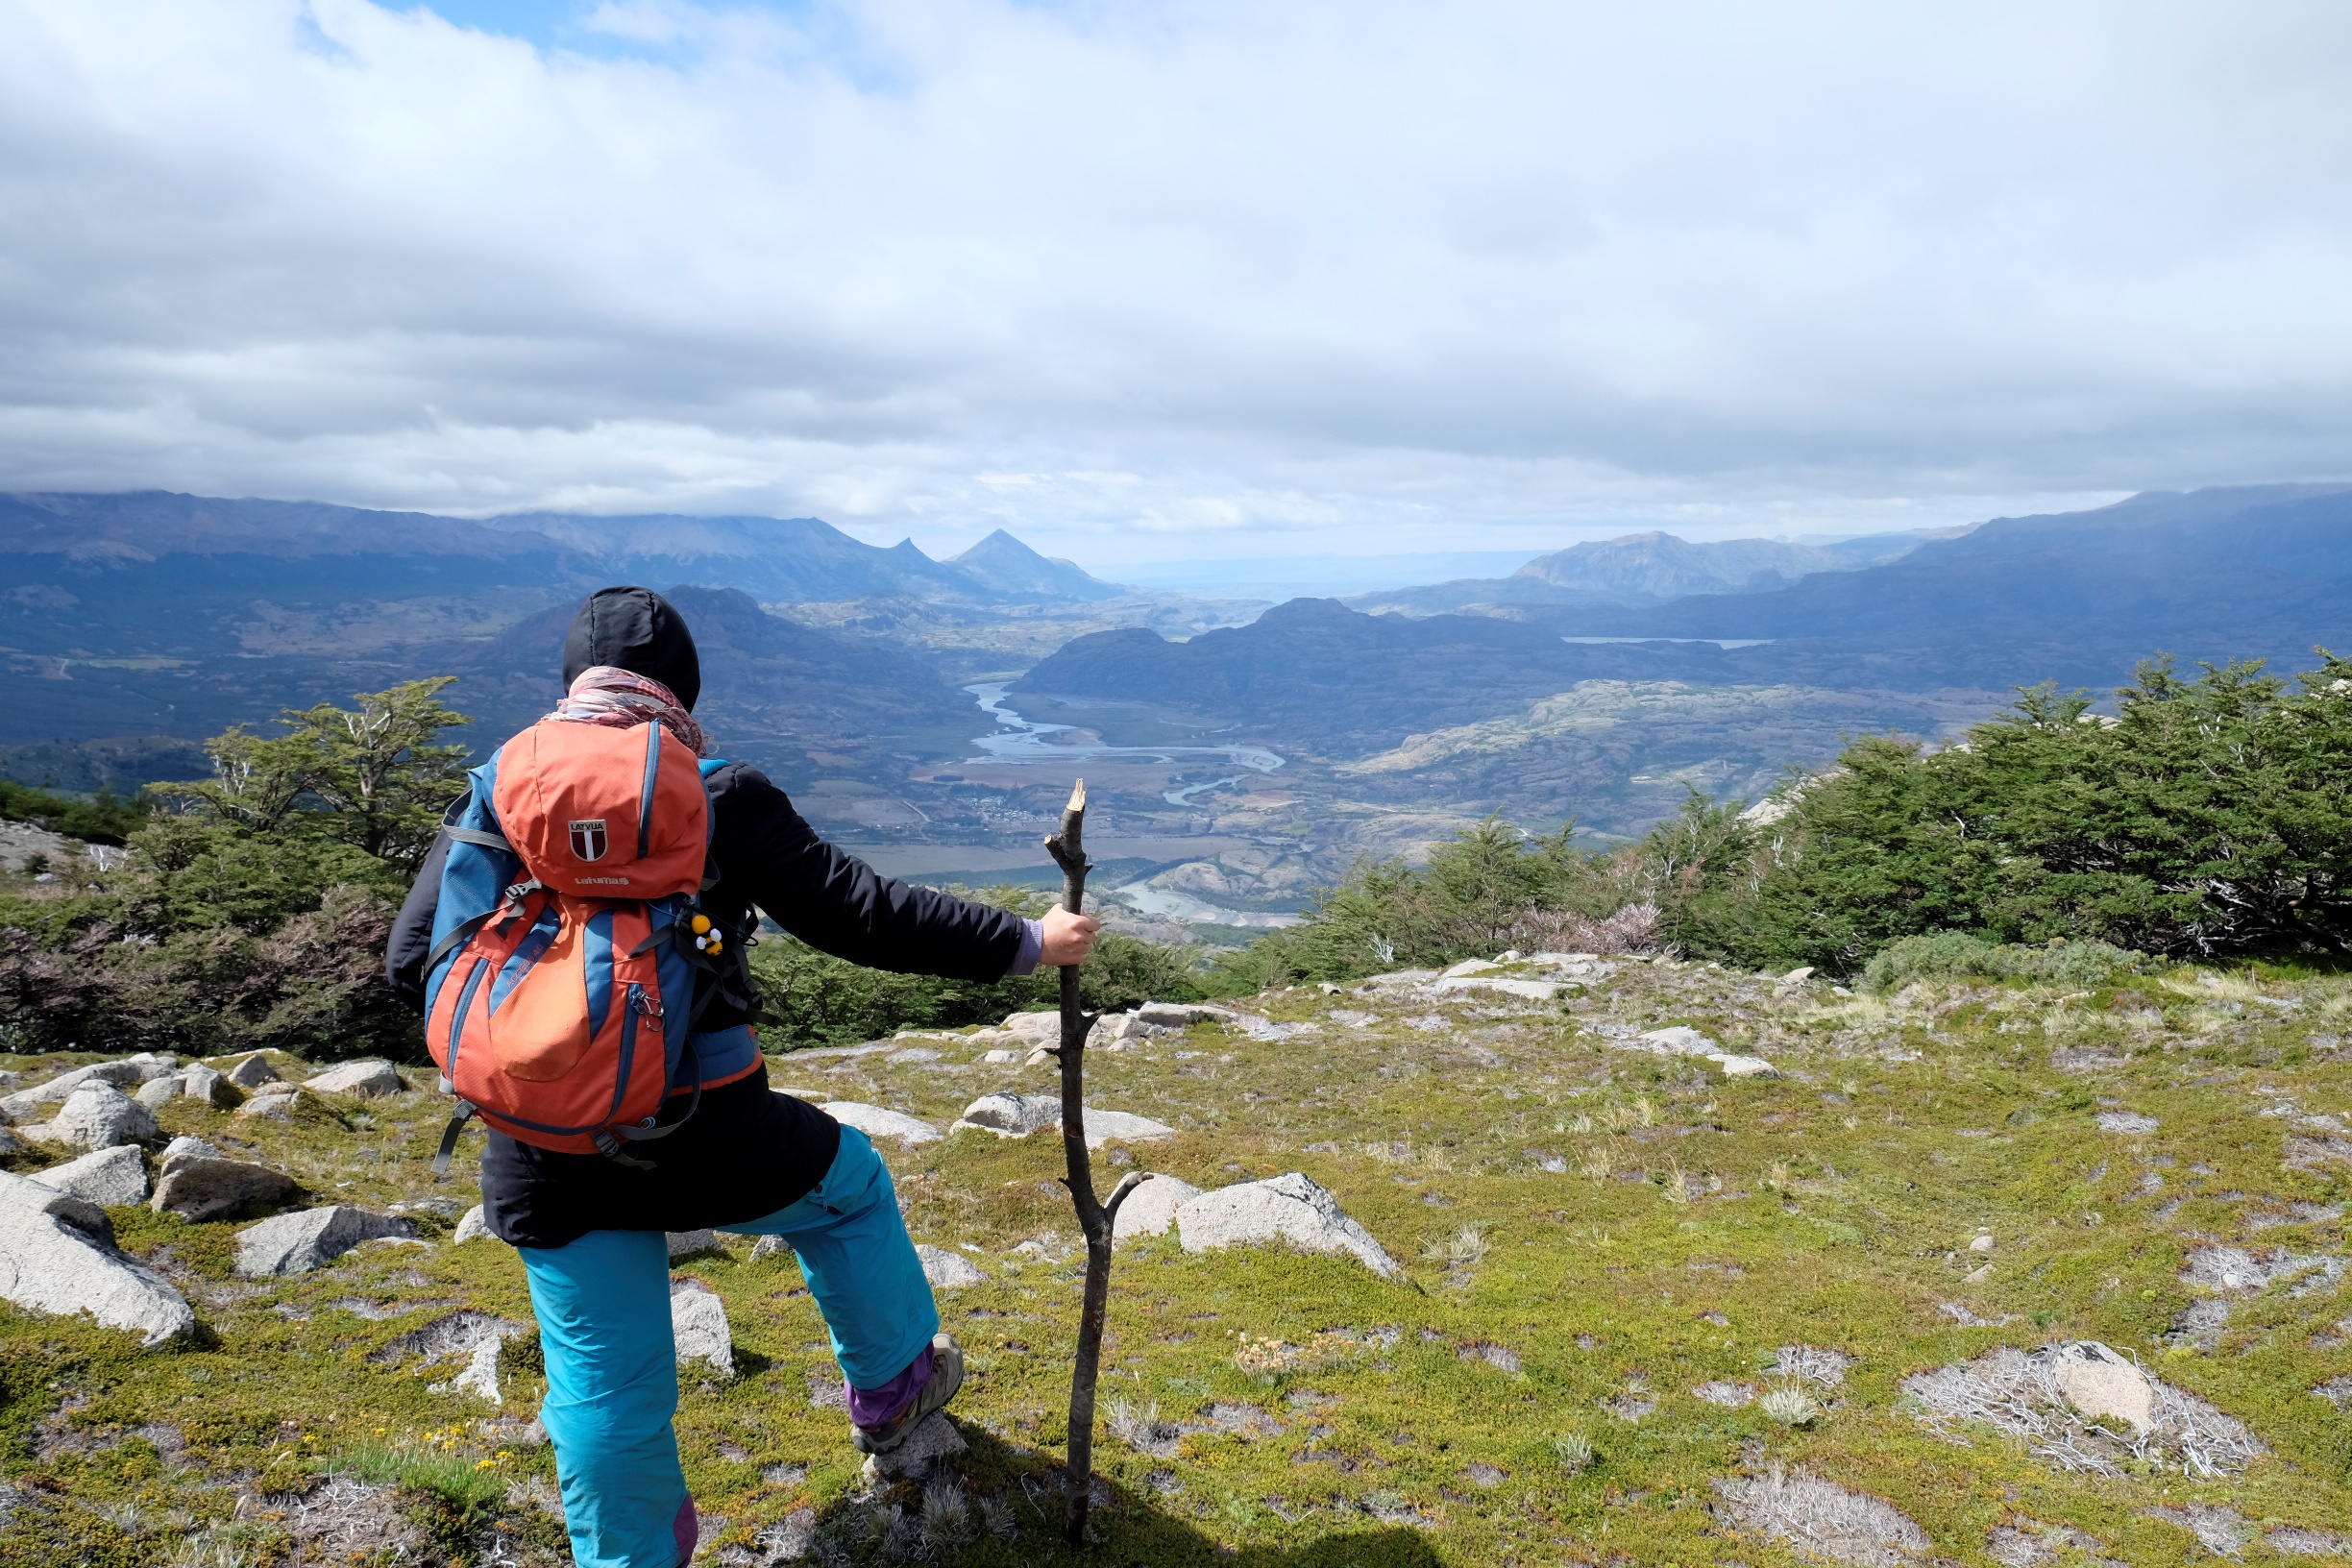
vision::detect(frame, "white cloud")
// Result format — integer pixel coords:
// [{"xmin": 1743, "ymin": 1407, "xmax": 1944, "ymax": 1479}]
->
[{"xmin": 0, "ymin": 0, "xmax": 2348, "ymax": 565}]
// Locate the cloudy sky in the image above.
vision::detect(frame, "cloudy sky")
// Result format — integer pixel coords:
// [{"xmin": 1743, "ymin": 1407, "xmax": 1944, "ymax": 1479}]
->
[{"xmin": 3, "ymin": 1, "xmax": 2350, "ymax": 567}]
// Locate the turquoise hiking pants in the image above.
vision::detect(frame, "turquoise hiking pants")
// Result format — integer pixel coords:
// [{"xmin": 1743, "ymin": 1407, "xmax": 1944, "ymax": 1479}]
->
[{"xmin": 519, "ymin": 1125, "xmax": 941, "ymax": 1568}]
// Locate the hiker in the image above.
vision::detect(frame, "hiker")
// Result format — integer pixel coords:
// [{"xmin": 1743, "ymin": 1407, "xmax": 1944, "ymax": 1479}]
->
[{"xmin": 386, "ymin": 585, "xmax": 1098, "ymax": 1568}]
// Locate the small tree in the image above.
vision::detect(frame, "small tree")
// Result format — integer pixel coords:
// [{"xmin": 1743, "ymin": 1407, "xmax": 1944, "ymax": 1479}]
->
[{"xmin": 155, "ymin": 678, "xmax": 472, "ymax": 875}]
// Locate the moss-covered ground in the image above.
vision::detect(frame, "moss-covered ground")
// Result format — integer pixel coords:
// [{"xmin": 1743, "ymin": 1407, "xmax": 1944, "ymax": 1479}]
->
[{"xmin": 3, "ymin": 953, "xmax": 2351, "ymax": 1564}]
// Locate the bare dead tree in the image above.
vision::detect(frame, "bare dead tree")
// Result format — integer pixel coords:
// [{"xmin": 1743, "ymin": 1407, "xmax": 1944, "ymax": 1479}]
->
[{"xmin": 1043, "ymin": 779, "xmax": 1145, "ymax": 1545}]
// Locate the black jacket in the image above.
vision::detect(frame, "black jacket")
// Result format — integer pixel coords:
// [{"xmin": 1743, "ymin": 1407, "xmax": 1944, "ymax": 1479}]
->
[
  {"xmin": 381, "ymin": 585, "xmax": 1027, "ymax": 1246},
  {"xmin": 386, "ymin": 758, "xmax": 1027, "ymax": 1027}
]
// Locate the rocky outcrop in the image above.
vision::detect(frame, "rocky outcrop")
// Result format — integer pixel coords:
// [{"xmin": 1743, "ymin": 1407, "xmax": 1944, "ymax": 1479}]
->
[
  {"xmin": 1174, "ymin": 1172, "xmax": 1403, "ymax": 1279},
  {"xmin": 24, "ymin": 1082, "xmax": 160, "ymax": 1150},
  {"xmin": 672, "ymin": 1280, "xmax": 734, "ymax": 1373},
  {"xmin": 1628, "ymin": 1026, "xmax": 1779, "ymax": 1079},
  {"xmin": 438, "ymin": 1338, "xmax": 505, "ymax": 1405},
  {"xmin": 1001, "ymin": 1011, "xmax": 1062, "ymax": 1047},
  {"xmin": 819, "ymin": 1102, "xmax": 943, "ymax": 1146},
  {"xmin": 953, "ymin": 1092, "xmax": 1174, "ymax": 1146},
  {"xmin": 303, "ymin": 1060, "xmax": 404, "ymax": 1098},
  {"xmin": 0, "ymin": 1060, "xmax": 148, "ymax": 1120},
  {"xmin": 235, "ymin": 1207, "xmax": 417, "ymax": 1277},
  {"xmin": 178, "ymin": 1064, "xmax": 234, "ymax": 1107},
  {"xmin": 2049, "ymin": 1340, "xmax": 2155, "ymax": 1433},
  {"xmin": 1432, "ymin": 974, "xmax": 1558, "ymax": 1000},
  {"xmin": 453, "ymin": 1205, "xmax": 495, "ymax": 1245},
  {"xmin": 955, "ymin": 1091, "xmax": 1062, "ymax": 1139},
  {"xmin": 0, "ymin": 1171, "xmax": 193, "ymax": 1346},
  {"xmin": 1112, "ymin": 1174, "xmax": 1202, "ymax": 1242},
  {"xmin": 235, "ymin": 1086, "xmax": 302, "ymax": 1118},
  {"xmin": 151, "ymin": 1141, "xmax": 301, "ymax": 1223},
  {"xmin": 28, "ymin": 1145, "xmax": 148, "ymax": 1207},
  {"xmin": 225, "ymin": 1053, "xmax": 283, "ymax": 1090},
  {"xmin": 914, "ymin": 1244, "xmax": 985, "ymax": 1287},
  {"xmin": 1134, "ymin": 1002, "xmax": 1237, "ymax": 1028},
  {"xmin": 1078, "ymin": 1108, "xmax": 1176, "ymax": 1147}
]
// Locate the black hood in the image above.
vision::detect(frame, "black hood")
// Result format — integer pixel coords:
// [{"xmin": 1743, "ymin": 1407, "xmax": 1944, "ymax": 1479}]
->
[{"xmin": 561, "ymin": 586, "xmax": 702, "ymax": 710}]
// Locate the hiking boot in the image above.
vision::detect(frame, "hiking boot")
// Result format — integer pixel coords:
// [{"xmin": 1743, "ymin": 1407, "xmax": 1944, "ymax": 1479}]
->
[{"xmin": 849, "ymin": 1334, "xmax": 965, "ymax": 1455}]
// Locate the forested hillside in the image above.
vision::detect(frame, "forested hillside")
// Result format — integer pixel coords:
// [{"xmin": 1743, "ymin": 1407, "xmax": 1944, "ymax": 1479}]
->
[{"xmin": 1209, "ymin": 650, "xmax": 2352, "ymax": 989}]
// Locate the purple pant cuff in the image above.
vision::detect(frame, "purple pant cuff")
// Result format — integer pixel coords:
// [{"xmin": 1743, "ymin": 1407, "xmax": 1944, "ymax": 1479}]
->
[{"xmin": 848, "ymin": 1345, "xmax": 935, "ymax": 1428}]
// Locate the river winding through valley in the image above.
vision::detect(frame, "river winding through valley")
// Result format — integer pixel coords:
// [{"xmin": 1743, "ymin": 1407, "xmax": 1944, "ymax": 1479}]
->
[{"xmin": 963, "ymin": 683, "xmax": 1285, "ymax": 805}]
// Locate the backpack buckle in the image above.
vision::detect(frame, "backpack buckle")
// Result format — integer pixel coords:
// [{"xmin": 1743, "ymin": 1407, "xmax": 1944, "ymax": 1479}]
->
[{"xmin": 593, "ymin": 1129, "xmax": 657, "ymax": 1169}]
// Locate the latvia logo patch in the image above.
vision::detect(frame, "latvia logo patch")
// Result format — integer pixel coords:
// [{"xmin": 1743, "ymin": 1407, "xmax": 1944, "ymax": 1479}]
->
[{"xmin": 568, "ymin": 819, "xmax": 609, "ymax": 862}]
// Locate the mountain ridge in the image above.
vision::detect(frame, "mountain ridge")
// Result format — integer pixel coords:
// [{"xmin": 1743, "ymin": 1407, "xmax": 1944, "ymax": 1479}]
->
[
  {"xmin": 1526, "ymin": 482, "xmax": 2352, "ymax": 680},
  {"xmin": 0, "ymin": 491, "xmax": 1128, "ymax": 609},
  {"xmin": 1343, "ymin": 525, "xmax": 1959, "ymax": 614},
  {"xmin": 1017, "ymin": 485, "xmax": 2352, "ymax": 759}
]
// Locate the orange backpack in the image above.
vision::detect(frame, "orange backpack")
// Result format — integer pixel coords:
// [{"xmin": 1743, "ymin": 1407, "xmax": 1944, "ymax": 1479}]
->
[{"xmin": 422, "ymin": 717, "xmax": 728, "ymax": 1171}]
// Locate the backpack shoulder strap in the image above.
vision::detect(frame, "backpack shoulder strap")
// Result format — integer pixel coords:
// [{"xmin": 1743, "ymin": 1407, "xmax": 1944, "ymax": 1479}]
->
[{"xmin": 424, "ymin": 753, "xmax": 523, "ymax": 981}]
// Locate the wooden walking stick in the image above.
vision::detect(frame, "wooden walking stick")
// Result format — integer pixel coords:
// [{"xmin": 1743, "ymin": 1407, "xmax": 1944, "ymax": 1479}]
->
[{"xmin": 1044, "ymin": 779, "xmax": 1146, "ymax": 1546}]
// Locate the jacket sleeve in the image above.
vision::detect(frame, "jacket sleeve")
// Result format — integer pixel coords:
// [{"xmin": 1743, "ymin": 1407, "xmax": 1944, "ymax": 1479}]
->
[
  {"xmin": 709, "ymin": 762, "xmax": 1028, "ymax": 981},
  {"xmin": 385, "ymin": 830, "xmax": 453, "ymax": 1012}
]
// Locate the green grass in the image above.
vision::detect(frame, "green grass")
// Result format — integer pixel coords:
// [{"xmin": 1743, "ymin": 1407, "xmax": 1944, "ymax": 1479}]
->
[
  {"xmin": 4, "ymin": 960, "xmax": 2352, "ymax": 1563},
  {"xmin": 333, "ymin": 1438, "xmax": 510, "ymax": 1516}
]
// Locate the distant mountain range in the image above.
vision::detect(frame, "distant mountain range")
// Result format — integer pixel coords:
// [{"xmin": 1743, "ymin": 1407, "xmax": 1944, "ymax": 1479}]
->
[
  {"xmin": 1346, "ymin": 527, "xmax": 1958, "ymax": 613},
  {"xmin": 0, "ymin": 491, "xmax": 1128, "ymax": 609},
  {"xmin": 1523, "ymin": 482, "xmax": 2352, "ymax": 687},
  {"xmin": 0, "ymin": 491, "xmax": 1098, "ymax": 770},
  {"xmin": 1022, "ymin": 484, "xmax": 2352, "ymax": 748},
  {"xmin": 11, "ymin": 480, "xmax": 2352, "ymax": 893}
]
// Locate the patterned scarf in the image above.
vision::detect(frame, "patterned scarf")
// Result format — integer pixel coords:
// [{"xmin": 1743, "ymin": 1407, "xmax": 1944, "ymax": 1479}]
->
[{"xmin": 550, "ymin": 666, "xmax": 713, "ymax": 757}]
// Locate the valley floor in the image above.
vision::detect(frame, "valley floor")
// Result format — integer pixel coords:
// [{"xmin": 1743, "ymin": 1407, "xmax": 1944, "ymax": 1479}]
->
[{"xmin": 4, "ymin": 955, "xmax": 2351, "ymax": 1565}]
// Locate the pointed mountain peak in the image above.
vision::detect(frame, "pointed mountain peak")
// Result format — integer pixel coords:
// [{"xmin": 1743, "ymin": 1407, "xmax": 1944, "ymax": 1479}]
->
[
  {"xmin": 945, "ymin": 528, "xmax": 1125, "ymax": 602},
  {"xmin": 949, "ymin": 527, "xmax": 1046, "ymax": 565}
]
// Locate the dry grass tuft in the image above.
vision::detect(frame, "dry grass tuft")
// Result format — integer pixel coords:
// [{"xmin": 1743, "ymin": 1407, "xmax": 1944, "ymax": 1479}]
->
[
  {"xmin": 1710, "ymin": 1465, "xmax": 1931, "ymax": 1566},
  {"xmin": 1760, "ymin": 1385, "xmax": 1825, "ymax": 1427}
]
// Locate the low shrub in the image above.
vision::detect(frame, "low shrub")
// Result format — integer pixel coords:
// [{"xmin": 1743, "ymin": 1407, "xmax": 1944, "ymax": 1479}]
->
[
  {"xmin": 1860, "ymin": 932, "xmax": 2154, "ymax": 993},
  {"xmin": 748, "ymin": 886, "xmax": 1207, "ymax": 1049}
]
